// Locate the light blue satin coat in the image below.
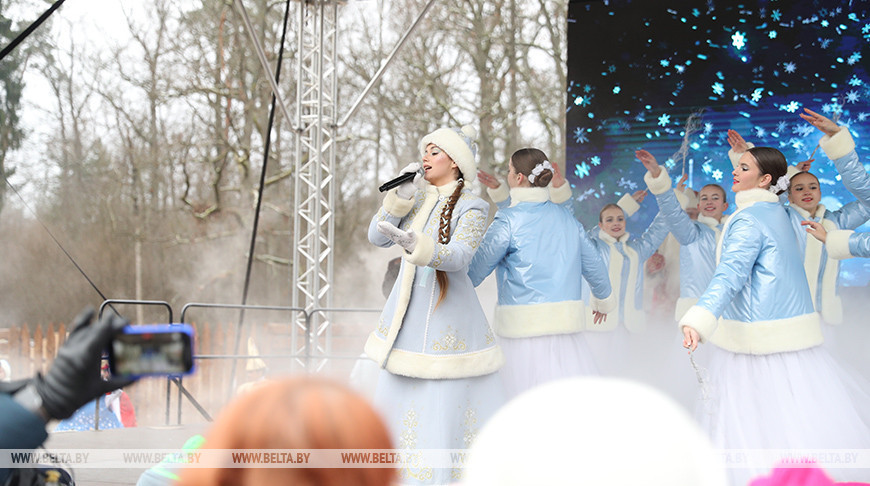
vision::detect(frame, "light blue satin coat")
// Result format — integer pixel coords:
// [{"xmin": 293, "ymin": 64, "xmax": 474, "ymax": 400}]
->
[
  {"xmin": 587, "ymin": 212, "xmax": 669, "ymax": 324},
  {"xmin": 697, "ymin": 192, "xmax": 815, "ymax": 322},
  {"xmin": 783, "ymin": 148, "xmax": 870, "ymax": 316},
  {"xmin": 468, "ymin": 190, "xmax": 612, "ymax": 306},
  {"xmin": 654, "ymin": 188, "xmax": 722, "ymax": 303}
]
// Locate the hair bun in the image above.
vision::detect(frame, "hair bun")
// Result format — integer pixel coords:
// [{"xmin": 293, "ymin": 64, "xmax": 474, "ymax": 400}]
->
[{"xmin": 460, "ymin": 125, "xmax": 477, "ymax": 141}]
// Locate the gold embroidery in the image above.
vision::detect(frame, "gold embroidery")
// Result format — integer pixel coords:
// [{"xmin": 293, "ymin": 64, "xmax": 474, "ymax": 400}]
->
[
  {"xmin": 398, "ymin": 406, "xmax": 434, "ymax": 481},
  {"xmin": 450, "ymin": 405, "xmax": 479, "ymax": 481},
  {"xmin": 454, "ymin": 211, "xmax": 486, "ymax": 249},
  {"xmin": 377, "ymin": 316, "xmax": 388, "ymax": 336},
  {"xmin": 432, "ymin": 326, "xmax": 467, "ymax": 351},
  {"xmin": 485, "ymin": 327, "xmax": 495, "ymax": 345}
]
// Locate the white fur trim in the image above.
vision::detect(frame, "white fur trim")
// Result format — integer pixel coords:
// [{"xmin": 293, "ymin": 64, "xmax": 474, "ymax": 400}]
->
[
  {"xmin": 419, "ymin": 127, "xmax": 477, "ymax": 180},
  {"xmin": 819, "ymin": 128, "xmax": 855, "ymax": 161},
  {"xmin": 717, "ymin": 189, "xmax": 779, "ymax": 262},
  {"xmin": 710, "ymin": 312, "xmax": 823, "ymax": 355},
  {"xmin": 404, "ymin": 230, "xmax": 435, "ymax": 267},
  {"xmin": 364, "ymin": 333, "xmax": 503, "ymax": 379},
  {"xmin": 679, "ymin": 305, "xmax": 717, "ymax": 343},
  {"xmin": 617, "ymin": 193, "xmax": 640, "ymax": 217},
  {"xmin": 494, "ymin": 301, "xmax": 587, "ymax": 338},
  {"xmin": 382, "ymin": 189, "xmax": 415, "ymax": 217},
  {"xmin": 487, "ymin": 184, "xmax": 510, "ymax": 204},
  {"xmin": 596, "ymin": 233, "xmax": 644, "ymax": 332},
  {"xmin": 508, "ymin": 187, "xmax": 549, "ymax": 207},
  {"xmin": 591, "ymin": 290, "xmax": 617, "ymax": 314},
  {"xmin": 674, "ymin": 297, "xmax": 698, "ymax": 322},
  {"xmin": 549, "ymin": 183, "xmax": 572, "ymax": 204},
  {"xmin": 826, "ymin": 229, "xmax": 854, "ymax": 260},
  {"xmin": 728, "ymin": 142, "xmax": 755, "ymax": 169},
  {"xmin": 643, "ymin": 169, "xmax": 672, "ymax": 195}
]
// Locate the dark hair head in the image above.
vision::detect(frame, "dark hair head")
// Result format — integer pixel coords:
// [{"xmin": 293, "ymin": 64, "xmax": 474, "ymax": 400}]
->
[
  {"xmin": 510, "ymin": 148, "xmax": 552, "ymax": 187},
  {"xmin": 746, "ymin": 147, "xmax": 788, "ymax": 194},
  {"xmin": 599, "ymin": 203, "xmax": 625, "ymax": 222}
]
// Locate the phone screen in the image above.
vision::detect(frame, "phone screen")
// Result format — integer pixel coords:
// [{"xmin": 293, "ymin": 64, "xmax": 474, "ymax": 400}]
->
[{"xmin": 109, "ymin": 325, "xmax": 195, "ymax": 377}]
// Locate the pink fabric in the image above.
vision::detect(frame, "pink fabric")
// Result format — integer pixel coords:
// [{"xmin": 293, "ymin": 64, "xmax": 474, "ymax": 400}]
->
[{"xmin": 750, "ymin": 464, "xmax": 869, "ymax": 486}]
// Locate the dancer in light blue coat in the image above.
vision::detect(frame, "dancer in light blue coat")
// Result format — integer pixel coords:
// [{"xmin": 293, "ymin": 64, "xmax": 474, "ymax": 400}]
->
[
  {"xmin": 468, "ymin": 148, "xmax": 615, "ymax": 398},
  {"xmin": 680, "ymin": 145, "xmax": 870, "ymax": 485}
]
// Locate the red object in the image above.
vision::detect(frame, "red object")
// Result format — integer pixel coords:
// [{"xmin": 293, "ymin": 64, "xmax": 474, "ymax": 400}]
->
[{"xmin": 119, "ymin": 391, "xmax": 137, "ymax": 428}]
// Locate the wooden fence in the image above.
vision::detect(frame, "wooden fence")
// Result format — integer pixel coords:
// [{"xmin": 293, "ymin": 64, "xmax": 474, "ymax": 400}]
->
[{"xmin": 0, "ymin": 313, "xmax": 376, "ymax": 427}]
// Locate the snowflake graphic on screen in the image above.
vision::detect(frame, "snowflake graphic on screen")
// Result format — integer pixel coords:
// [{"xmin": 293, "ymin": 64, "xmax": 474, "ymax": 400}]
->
[
  {"xmin": 658, "ymin": 114, "xmax": 671, "ymax": 126},
  {"xmin": 781, "ymin": 101, "xmax": 800, "ymax": 113},
  {"xmin": 590, "ymin": 156, "xmax": 601, "ymax": 166},
  {"xmin": 783, "ymin": 62, "xmax": 797, "ymax": 73},
  {"xmin": 771, "ymin": 9, "xmax": 781, "ymax": 21},
  {"xmin": 665, "ymin": 158, "xmax": 676, "ymax": 170},
  {"xmin": 712, "ymin": 82, "xmax": 724, "ymax": 95},
  {"xmin": 575, "ymin": 162, "xmax": 591, "ymax": 178},
  {"xmin": 848, "ymin": 52, "xmax": 862, "ymax": 66},
  {"xmin": 660, "ymin": 59, "xmax": 670, "ymax": 67},
  {"xmin": 790, "ymin": 138, "xmax": 804, "ymax": 151},
  {"xmin": 704, "ymin": 123, "xmax": 713, "ymax": 134},
  {"xmin": 712, "ymin": 169, "xmax": 723, "ymax": 182},
  {"xmin": 849, "ymin": 76, "xmax": 863, "ymax": 87},
  {"xmin": 617, "ymin": 177, "xmax": 638, "ymax": 191},
  {"xmin": 702, "ymin": 162, "xmax": 713, "ymax": 175},
  {"xmin": 768, "ymin": 30, "xmax": 777, "ymax": 39},
  {"xmin": 846, "ymin": 91, "xmax": 860, "ymax": 104},
  {"xmin": 792, "ymin": 124, "xmax": 814, "ymax": 137},
  {"xmin": 731, "ymin": 31, "xmax": 746, "ymax": 49},
  {"xmin": 755, "ymin": 126, "xmax": 766, "ymax": 138},
  {"xmin": 776, "ymin": 121, "xmax": 788, "ymax": 133},
  {"xmin": 819, "ymin": 38, "xmax": 832, "ymax": 49},
  {"xmin": 573, "ymin": 127, "xmax": 589, "ymax": 144},
  {"xmin": 675, "ymin": 64, "xmax": 685, "ymax": 74},
  {"xmin": 751, "ymin": 88, "xmax": 764, "ymax": 102},
  {"xmin": 859, "ymin": 113, "xmax": 869, "ymax": 122}
]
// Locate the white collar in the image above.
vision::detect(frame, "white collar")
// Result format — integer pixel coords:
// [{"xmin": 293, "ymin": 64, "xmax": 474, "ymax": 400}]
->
[
  {"xmin": 792, "ymin": 204, "xmax": 826, "ymax": 220},
  {"xmin": 598, "ymin": 228, "xmax": 631, "ymax": 244},
  {"xmin": 508, "ymin": 187, "xmax": 549, "ymax": 206},
  {"xmin": 734, "ymin": 188, "xmax": 779, "ymax": 209},
  {"xmin": 427, "ymin": 179, "xmax": 461, "ymax": 197},
  {"xmin": 697, "ymin": 214, "xmax": 724, "ymax": 229}
]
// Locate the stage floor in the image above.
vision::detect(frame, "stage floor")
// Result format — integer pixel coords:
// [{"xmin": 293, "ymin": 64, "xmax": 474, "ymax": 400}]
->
[{"xmin": 44, "ymin": 424, "xmax": 210, "ymax": 485}]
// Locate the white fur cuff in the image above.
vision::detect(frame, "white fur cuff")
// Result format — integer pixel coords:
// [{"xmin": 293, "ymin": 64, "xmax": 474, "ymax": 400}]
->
[
  {"xmin": 404, "ymin": 230, "xmax": 435, "ymax": 267},
  {"xmin": 728, "ymin": 142, "xmax": 754, "ymax": 169},
  {"xmin": 819, "ymin": 128, "xmax": 855, "ymax": 161},
  {"xmin": 617, "ymin": 193, "xmax": 640, "ymax": 217},
  {"xmin": 825, "ymin": 229, "xmax": 855, "ymax": 260},
  {"xmin": 679, "ymin": 305, "xmax": 718, "ymax": 343},
  {"xmin": 382, "ymin": 189, "xmax": 415, "ymax": 218},
  {"xmin": 643, "ymin": 168, "xmax": 672, "ymax": 195},
  {"xmin": 487, "ymin": 184, "xmax": 510, "ymax": 204},
  {"xmin": 549, "ymin": 183, "xmax": 573, "ymax": 205},
  {"xmin": 591, "ymin": 291, "xmax": 617, "ymax": 314}
]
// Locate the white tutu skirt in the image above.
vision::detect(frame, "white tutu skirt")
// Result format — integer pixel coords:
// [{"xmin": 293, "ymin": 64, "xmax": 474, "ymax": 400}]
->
[
  {"xmin": 697, "ymin": 345, "xmax": 870, "ymax": 484},
  {"xmin": 373, "ymin": 370, "xmax": 506, "ymax": 485},
  {"xmin": 497, "ymin": 332, "xmax": 599, "ymax": 400}
]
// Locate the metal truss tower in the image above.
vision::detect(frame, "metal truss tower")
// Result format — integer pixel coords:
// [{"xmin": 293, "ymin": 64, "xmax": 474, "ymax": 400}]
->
[{"xmin": 292, "ymin": 0, "xmax": 339, "ymax": 369}]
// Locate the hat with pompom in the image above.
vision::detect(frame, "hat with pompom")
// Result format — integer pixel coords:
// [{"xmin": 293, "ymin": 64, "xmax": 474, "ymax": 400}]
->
[{"xmin": 419, "ymin": 125, "xmax": 478, "ymax": 181}]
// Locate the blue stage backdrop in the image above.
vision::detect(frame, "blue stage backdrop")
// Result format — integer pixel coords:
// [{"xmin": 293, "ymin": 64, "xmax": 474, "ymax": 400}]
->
[{"xmin": 567, "ymin": 0, "xmax": 870, "ymax": 285}]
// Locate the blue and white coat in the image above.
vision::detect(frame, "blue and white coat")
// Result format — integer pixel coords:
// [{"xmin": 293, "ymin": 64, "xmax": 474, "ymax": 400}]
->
[
  {"xmin": 468, "ymin": 187, "xmax": 615, "ymax": 338},
  {"xmin": 680, "ymin": 188, "xmax": 822, "ymax": 355},
  {"xmin": 365, "ymin": 181, "xmax": 504, "ymax": 379},
  {"xmin": 729, "ymin": 131, "xmax": 870, "ymax": 325},
  {"xmin": 586, "ymin": 206, "xmax": 670, "ymax": 332},
  {"xmin": 644, "ymin": 169, "xmax": 726, "ymax": 321}
]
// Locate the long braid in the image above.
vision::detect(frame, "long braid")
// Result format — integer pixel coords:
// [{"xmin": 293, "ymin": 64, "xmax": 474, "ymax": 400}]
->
[{"xmin": 434, "ymin": 178, "xmax": 464, "ymax": 308}]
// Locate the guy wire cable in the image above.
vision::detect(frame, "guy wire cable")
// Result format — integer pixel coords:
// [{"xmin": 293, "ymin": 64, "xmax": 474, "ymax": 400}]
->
[
  {"xmin": 227, "ymin": 0, "xmax": 294, "ymax": 399},
  {"xmin": 0, "ymin": 0, "xmax": 67, "ymax": 62},
  {"xmin": 2, "ymin": 175, "xmax": 120, "ymax": 317}
]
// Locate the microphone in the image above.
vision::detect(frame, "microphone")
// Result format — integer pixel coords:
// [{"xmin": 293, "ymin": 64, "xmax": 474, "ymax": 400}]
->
[{"xmin": 379, "ymin": 168, "xmax": 424, "ymax": 193}]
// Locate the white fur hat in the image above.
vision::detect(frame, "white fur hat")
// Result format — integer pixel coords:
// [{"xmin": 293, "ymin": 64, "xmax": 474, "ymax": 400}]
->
[
  {"xmin": 419, "ymin": 125, "xmax": 478, "ymax": 180},
  {"xmin": 464, "ymin": 377, "xmax": 727, "ymax": 486}
]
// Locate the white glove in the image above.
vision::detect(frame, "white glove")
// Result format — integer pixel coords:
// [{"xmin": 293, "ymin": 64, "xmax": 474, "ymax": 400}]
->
[
  {"xmin": 396, "ymin": 163, "xmax": 423, "ymax": 200},
  {"xmin": 377, "ymin": 221, "xmax": 417, "ymax": 253}
]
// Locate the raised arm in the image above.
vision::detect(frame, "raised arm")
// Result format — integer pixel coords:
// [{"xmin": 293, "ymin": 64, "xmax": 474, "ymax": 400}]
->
[{"xmin": 468, "ymin": 215, "xmax": 511, "ymax": 287}]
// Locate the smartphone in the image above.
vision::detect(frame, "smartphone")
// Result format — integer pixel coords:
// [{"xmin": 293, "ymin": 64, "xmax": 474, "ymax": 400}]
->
[{"xmin": 108, "ymin": 324, "xmax": 195, "ymax": 378}]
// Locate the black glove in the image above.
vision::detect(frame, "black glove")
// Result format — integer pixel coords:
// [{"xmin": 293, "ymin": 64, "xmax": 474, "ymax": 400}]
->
[{"xmin": 33, "ymin": 307, "xmax": 136, "ymax": 420}]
